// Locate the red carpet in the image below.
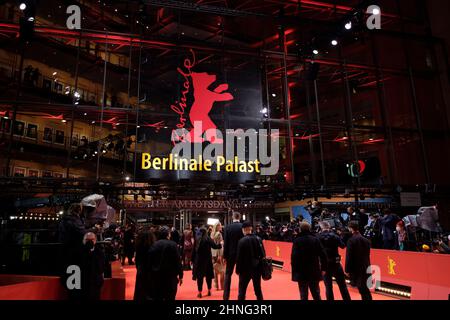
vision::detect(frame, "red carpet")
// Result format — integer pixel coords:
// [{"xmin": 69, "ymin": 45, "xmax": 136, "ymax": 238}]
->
[{"xmin": 121, "ymin": 265, "xmax": 396, "ymax": 300}]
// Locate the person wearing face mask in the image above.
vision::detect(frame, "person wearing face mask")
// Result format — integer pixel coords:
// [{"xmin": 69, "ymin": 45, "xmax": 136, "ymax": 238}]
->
[{"xmin": 80, "ymin": 232, "xmax": 105, "ymax": 300}]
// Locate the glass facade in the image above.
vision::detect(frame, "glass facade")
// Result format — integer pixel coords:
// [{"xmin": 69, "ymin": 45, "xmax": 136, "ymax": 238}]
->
[{"xmin": 0, "ymin": 0, "xmax": 448, "ymax": 195}]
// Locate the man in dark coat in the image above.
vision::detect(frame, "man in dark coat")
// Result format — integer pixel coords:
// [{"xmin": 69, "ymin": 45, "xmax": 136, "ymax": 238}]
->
[
  {"xmin": 80, "ymin": 232, "xmax": 105, "ymax": 300},
  {"xmin": 235, "ymin": 221, "xmax": 264, "ymax": 300},
  {"xmin": 291, "ymin": 222, "xmax": 327, "ymax": 300},
  {"xmin": 223, "ymin": 211, "xmax": 243, "ymax": 300},
  {"xmin": 379, "ymin": 209, "xmax": 399, "ymax": 249},
  {"xmin": 148, "ymin": 226, "xmax": 183, "ymax": 301},
  {"xmin": 123, "ymin": 225, "xmax": 135, "ymax": 265},
  {"xmin": 58, "ymin": 203, "xmax": 86, "ymax": 299},
  {"xmin": 345, "ymin": 221, "xmax": 373, "ymax": 300},
  {"xmin": 318, "ymin": 221, "xmax": 351, "ymax": 301}
]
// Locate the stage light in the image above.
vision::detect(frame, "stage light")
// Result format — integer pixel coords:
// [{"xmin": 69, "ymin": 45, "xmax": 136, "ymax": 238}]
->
[
  {"xmin": 125, "ymin": 176, "xmax": 130, "ymax": 181},
  {"xmin": 61, "ymin": 119, "xmax": 67, "ymax": 123},
  {"xmin": 52, "ymin": 71, "xmax": 57, "ymax": 76},
  {"xmin": 345, "ymin": 22, "xmax": 352, "ymax": 30},
  {"xmin": 27, "ymin": 17, "xmax": 34, "ymax": 22},
  {"xmin": 20, "ymin": 3, "xmax": 27, "ymax": 10},
  {"xmin": 83, "ymin": 113, "xmax": 87, "ymax": 116},
  {"xmin": 271, "ymin": 93, "xmax": 277, "ymax": 97},
  {"xmin": 331, "ymin": 40, "xmax": 338, "ymax": 46},
  {"xmin": 313, "ymin": 49, "xmax": 319, "ymax": 55}
]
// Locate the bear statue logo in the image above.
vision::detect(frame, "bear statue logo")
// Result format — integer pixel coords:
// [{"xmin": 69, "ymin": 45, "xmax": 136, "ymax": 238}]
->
[
  {"xmin": 170, "ymin": 49, "xmax": 235, "ymax": 145},
  {"xmin": 388, "ymin": 256, "xmax": 397, "ymax": 275},
  {"xmin": 188, "ymin": 72, "xmax": 234, "ymax": 144}
]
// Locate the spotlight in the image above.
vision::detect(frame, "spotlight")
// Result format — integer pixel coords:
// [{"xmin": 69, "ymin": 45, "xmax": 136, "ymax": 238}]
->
[
  {"xmin": 19, "ymin": 3, "xmax": 27, "ymax": 10},
  {"xmin": 345, "ymin": 22, "xmax": 352, "ymax": 30},
  {"xmin": 331, "ymin": 40, "xmax": 338, "ymax": 46},
  {"xmin": 313, "ymin": 49, "xmax": 319, "ymax": 55}
]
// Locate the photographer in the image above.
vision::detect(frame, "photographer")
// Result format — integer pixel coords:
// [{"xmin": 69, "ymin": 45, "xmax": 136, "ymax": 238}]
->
[{"xmin": 318, "ymin": 221, "xmax": 351, "ymax": 301}]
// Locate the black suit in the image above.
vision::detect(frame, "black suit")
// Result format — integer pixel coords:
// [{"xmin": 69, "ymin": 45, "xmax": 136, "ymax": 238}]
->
[
  {"xmin": 318, "ymin": 231, "xmax": 351, "ymax": 301},
  {"xmin": 80, "ymin": 246, "xmax": 105, "ymax": 301},
  {"xmin": 291, "ymin": 231, "xmax": 327, "ymax": 300},
  {"xmin": 223, "ymin": 221, "xmax": 243, "ymax": 300},
  {"xmin": 345, "ymin": 232, "xmax": 372, "ymax": 300},
  {"xmin": 236, "ymin": 234, "xmax": 264, "ymax": 300},
  {"xmin": 148, "ymin": 239, "xmax": 183, "ymax": 301}
]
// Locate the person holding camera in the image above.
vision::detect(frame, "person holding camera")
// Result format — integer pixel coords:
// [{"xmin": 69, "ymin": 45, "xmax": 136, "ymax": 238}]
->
[{"xmin": 318, "ymin": 221, "xmax": 351, "ymax": 301}]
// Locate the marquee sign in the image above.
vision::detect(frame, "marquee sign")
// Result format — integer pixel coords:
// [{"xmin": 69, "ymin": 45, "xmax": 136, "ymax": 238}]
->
[
  {"xmin": 123, "ymin": 199, "xmax": 274, "ymax": 210},
  {"xmin": 137, "ymin": 48, "xmax": 279, "ymax": 182}
]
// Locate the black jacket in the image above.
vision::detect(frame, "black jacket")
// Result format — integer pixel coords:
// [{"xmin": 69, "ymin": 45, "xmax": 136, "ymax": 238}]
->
[
  {"xmin": 192, "ymin": 237, "xmax": 222, "ymax": 280},
  {"xmin": 345, "ymin": 232, "xmax": 371, "ymax": 287},
  {"xmin": 236, "ymin": 234, "xmax": 264, "ymax": 276},
  {"xmin": 223, "ymin": 222, "xmax": 243, "ymax": 260},
  {"xmin": 148, "ymin": 239, "xmax": 183, "ymax": 280},
  {"xmin": 80, "ymin": 245, "xmax": 105, "ymax": 300},
  {"xmin": 317, "ymin": 231, "xmax": 346, "ymax": 268},
  {"xmin": 291, "ymin": 231, "xmax": 327, "ymax": 282}
]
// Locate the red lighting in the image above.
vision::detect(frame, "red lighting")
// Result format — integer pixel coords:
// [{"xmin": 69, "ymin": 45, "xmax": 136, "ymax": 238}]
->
[
  {"xmin": 334, "ymin": 136, "xmax": 349, "ymax": 142},
  {"xmin": 299, "ymin": 134, "xmax": 320, "ymax": 140},
  {"xmin": 363, "ymin": 138, "xmax": 385, "ymax": 144}
]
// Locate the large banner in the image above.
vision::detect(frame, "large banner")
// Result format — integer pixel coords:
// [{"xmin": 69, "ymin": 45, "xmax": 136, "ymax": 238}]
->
[{"xmin": 136, "ymin": 49, "xmax": 278, "ymax": 183}]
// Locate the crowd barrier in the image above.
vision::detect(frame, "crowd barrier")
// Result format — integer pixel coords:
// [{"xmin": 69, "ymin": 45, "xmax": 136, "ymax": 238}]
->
[
  {"xmin": 0, "ymin": 275, "xmax": 125, "ymax": 300},
  {"xmin": 263, "ymin": 240, "xmax": 450, "ymax": 300}
]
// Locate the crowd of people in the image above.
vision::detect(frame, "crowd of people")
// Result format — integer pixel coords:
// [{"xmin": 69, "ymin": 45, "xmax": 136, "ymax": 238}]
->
[
  {"xmin": 256, "ymin": 201, "xmax": 450, "ymax": 254},
  {"xmin": 58, "ymin": 207, "xmax": 269, "ymax": 301},
  {"xmin": 57, "ymin": 200, "xmax": 449, "ymax": 301}
]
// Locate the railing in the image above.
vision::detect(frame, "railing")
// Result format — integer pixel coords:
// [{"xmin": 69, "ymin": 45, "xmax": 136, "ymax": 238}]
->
[{"xmin": 0, "ymin": 127, "xmax": 134, "ymax": 166}]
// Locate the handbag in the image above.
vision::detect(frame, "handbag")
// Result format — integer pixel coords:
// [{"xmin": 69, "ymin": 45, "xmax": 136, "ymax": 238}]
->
[
  {"xmin": 257, "ymin": 237, "xmax": 273, "ymax": 281},
  {"xmin": 260, "ymin": 257, "xmax": 273, "ymax": 281}
]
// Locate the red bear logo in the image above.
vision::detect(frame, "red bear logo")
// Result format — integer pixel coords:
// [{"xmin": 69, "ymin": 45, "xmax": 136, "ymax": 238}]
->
[{"xmin": 187, "ymin": 72, "xmax": 234, "ymax": 144}]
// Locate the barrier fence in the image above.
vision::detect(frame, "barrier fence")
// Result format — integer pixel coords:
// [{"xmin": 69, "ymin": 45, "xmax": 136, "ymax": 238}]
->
[{"xmin": 263, "ymin": 240, "xmax": 450, "ymax": 300}]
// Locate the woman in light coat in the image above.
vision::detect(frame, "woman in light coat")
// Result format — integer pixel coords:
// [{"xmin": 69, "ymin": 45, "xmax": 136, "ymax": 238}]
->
[{"xmin": 211, "ymin": 222, "xmax": 225, "ymax": 290}]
